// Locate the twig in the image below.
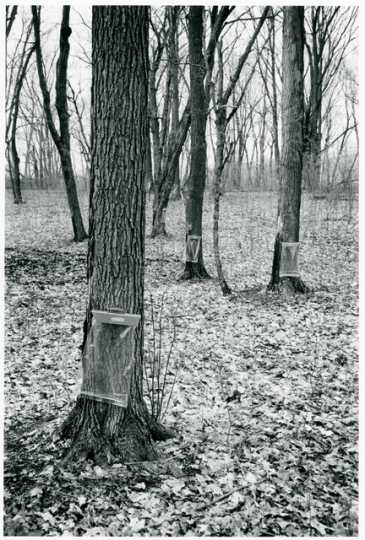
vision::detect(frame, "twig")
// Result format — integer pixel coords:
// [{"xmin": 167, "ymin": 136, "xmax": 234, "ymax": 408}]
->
[
  {"xmin": 197, "ymin": 485, "xmax": 247, "ymax": 511},
  {"xmin": 198, "ymin": 477, "xmax": 265, "ymax": 511}
]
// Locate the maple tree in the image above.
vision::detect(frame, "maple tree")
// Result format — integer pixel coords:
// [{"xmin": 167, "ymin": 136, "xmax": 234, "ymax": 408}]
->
[
  {"xmin": 268, "ymin": 7, "xmax": 307, "ymax": 292},
  {"xmin": 61, "ymin": 6, "xmax": 158, "ymax": 463}
]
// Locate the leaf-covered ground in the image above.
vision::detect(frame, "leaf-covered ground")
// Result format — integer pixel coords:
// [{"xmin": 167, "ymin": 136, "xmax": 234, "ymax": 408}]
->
[{"xmin": 4, "ymin": 189, "xmax": 358, "ymax": 536}]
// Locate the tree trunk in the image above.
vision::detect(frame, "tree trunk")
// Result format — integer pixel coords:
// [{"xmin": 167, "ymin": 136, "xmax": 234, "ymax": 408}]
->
[
  {"xmin": 269, "ymin": 16, "xmax": 280, "ymax": 184},
  {"xmin": 61, "ymin": 6, "xmax": 161, "ymax": 464},
  {"xmin": 7, "ymin": 26, "xmax": 35, "ymax": 203},
  {"xmin": 180, "ymin": 7, "xmax": 210, "ymax": 280},
  {"xmin": 150, "ymin": 8, "xmax": 185, "ymax": 236},
  {"xmin": 32, "ymin": 6, "xmax": 87, "ymax": 242},
  {"xmin": 268, "ymin": 7, "xmax": 307, "ymax": 293},
  {"xmin": 168, "ymin": 7, "xmax": 181, "ymax": 201},
  {"xmin": 213, "ymin": 109, "xmax": 231, "ymax": 295}
]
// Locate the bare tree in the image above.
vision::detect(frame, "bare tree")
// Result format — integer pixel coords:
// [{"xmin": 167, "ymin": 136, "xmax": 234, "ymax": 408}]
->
[
  {"xmin": 179, "ymin": 6, "xmax": 234, "ymax": 279},
  {"xmin": 268, "ymin": 7, "xmax": 306, "ymax": 292},
  {"xmin": 6, "ymin": 19, "xmax": 35, "ymax": 203},
  {"xmin": 32, "ymin": 6, "xmax": 87, "ymax": 241},
  {"xmin": 6, "ymin": 5, "xmax": 18, "ymax": 37},
  {"xmin": 212, "ymin": 7, "xmax": 269, "ymax": 295},
  {"xmin": 61, "ymin": 6, "xmax": 162, "ymax": 463},
  {"xmin": 303, "ymin": 7, "xmax": 358, "ymax": 191}
]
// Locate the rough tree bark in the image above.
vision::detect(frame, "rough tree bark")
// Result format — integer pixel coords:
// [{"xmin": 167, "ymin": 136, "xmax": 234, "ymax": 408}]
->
[
  {"xmin": 268, "ymin": 7, "xmax": 307, "ymax": 293},
  {"xmin": 61, "ymin": 6, "xmax": 167, "ymax": 464},
  {"xmin": 32, "ymin": 6, "xmax": 87, "ymax": 242},
  {"xmin": 180, "ymin": 7, "xmax": 210, "ymax": 279}
]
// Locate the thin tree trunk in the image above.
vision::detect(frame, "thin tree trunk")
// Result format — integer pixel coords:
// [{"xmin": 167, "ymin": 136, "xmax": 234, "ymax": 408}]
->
[
  {"xmin": 212, "ymin": 45, "xmax": 231, "ymax": 296},
  {"xmin": 7, "ymin": 24, "xmax": 34, "ymax": 203},
  {"xmin": 32, "ymin": 6, "xmax": 87, "ymax": 241},
  {"xmin": 168, "ymin": 7, "xmax": 181, "ymax": 201},
  {"xmin": 180, "ymin": 7, "xmax": 210, "ymax": 279}
]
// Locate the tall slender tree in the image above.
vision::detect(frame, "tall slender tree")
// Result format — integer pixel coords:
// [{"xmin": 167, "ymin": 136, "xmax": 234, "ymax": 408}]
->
[
  {"xmin": 268, "ymin": 6, "xmax": 307, "ymax": 292},
  {"xmin": 61, "ymin": 6, "xmax": 159, "ymax": 463},
  {"xmin": 212, "ymin": 7, "xmax": 269, "ymax": 295},
  {"xmin": 303, "ymin": 7, "xmax": 358, "ymax": 191},
  {"xmin": 180, "ymin": 6, "xmax": 234, "ymax": 279},
  {"xmin": 180, "ymin": 7, "xmax": 210, "ymax": 279},
  {"xmin": 151, "ymin": 7, "xmax": 233, "ymax": 242},
  {"xmin": 32, "ymin": 6, "xmax": 87, "ymax": 242},
  {"xmin": 6, "ymin": 21, "xmax": 35, "ymax": 203}
]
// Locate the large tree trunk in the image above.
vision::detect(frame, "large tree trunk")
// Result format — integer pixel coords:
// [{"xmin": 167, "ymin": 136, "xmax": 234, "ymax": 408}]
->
[
  {"xmin": 61, "ymin": 6, "xmax": 158, "ymax": 464},
  {"xmin": 32, "ymin": 6, "xmax": 87, "ymax": 242},
  {"xmin": 268, "ymin": 7, "xmax": 307, "ymax": 293},
  {"xmin": 180, "ymin": 7, "xmax": 210, "ymax": 280}
]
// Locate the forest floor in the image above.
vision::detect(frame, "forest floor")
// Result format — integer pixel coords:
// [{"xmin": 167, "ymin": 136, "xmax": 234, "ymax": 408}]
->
[{"xmin": 4, "ymin": 189, "xmax": 358, "ymax": 536}]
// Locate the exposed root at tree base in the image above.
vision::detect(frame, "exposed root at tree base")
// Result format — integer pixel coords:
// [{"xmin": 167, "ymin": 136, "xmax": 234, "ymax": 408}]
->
[
  {"xmin": 60, "ymin": 396, "xmax": 157, "ymax": 465},
  {"xmin": 73, "ymin": 234, "xmax": 88, "ymax": 243},
  {"xmin": 267, "ymin": 276, "xmax": 309, "ymax": 294},
  {"xmin": 178, "ymin": 262, "xmax": 211, "ymax": 281},
  {"xmin": 150, "ymin": 228, "xmax": 168, "ymax": 239}
]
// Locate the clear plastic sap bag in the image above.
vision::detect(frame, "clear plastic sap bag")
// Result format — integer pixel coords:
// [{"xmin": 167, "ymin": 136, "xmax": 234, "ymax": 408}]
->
[{"xmin": 80, "ymin": 310, "xmax": 140, "ymax": 407}]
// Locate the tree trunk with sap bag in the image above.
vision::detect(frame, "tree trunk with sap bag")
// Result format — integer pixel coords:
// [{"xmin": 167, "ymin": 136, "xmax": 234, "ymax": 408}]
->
[
  {"xmin": 61, "ymin": 7, "xmax": 171, "ymax": 464},
  {"xmin": 268, "ymin": 7, "xmax": 307, "ymax": 293},
  {"xmin": 180, "ymin": 7, "xmax": 210, "ymax": 280}
]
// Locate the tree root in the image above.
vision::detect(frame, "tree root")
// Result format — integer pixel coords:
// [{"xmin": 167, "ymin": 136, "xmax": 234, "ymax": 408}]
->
[
  {"xmin": 61, "ymin": 396, "xmax": 157, "ymax": 465},
  {"xmin": 150, "ymin": 227, "xmax": 168, "ymax": 239},
  {"xmin": 267, "ymin": 276, "xmax": 309, "ymax": 294},
  {"xmin": 178, "ymin": 261, "xmax": 211, "ymax": 281}
]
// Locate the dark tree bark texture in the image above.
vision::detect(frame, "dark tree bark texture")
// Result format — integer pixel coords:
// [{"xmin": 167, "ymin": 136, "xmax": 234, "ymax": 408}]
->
[
  {"xmin": 180, "ymin": 7, "xmax": 210, "ymax": 280},
  {"xmin": 268, "ymin": 7, "xmax": 307, "ymax": 293},
  {"xmin": 61, "ymin": 6, "xmax": 159, "ymax": 464}
]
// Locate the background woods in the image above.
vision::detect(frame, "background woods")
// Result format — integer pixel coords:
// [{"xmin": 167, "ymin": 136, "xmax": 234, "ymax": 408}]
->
[{"xmin": 4, "ymin": 5, "xmax": 359, "ymax": 537}]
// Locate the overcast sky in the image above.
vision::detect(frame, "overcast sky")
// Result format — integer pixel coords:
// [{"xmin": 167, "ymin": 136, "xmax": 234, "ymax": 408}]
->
[{"xmin": 6, "ymin": 5, "xmax": 358, "ymax": 176}]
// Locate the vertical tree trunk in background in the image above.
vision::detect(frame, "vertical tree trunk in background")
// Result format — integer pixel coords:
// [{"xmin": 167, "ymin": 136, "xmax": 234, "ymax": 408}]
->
[
  {"xmin": 213, "ymin": 42, "xmax": 231, "ymax": 296},
  {"xmin": 259, "ymin": 97, "xmax": 267, "ymax": 188},
  {"xmin": 180, "ymin": 7, "xmax": 210, "ymax": 279},
  {"xmin": 32, "ymin": 6, "xmax": 87, "ymax": 242},
  {"xmin": 145, "ymin": 134, "xmax": 153, "ymax": 192},
  {"xmin": 151, "ymin": 8, "xmax": 188, "ymax": 237},
  {"xmin": 168, "ymin": 7, "xmax": 181, "ymax": 201},
  {"xmin": 269, "ymin": 16, "xmax": 280, "ymax": 184},
  {"xmin": 62, "ymin": 6, "xmax": 158, "ymax": 463},
  {"xmin": 6, "ymin": 6, "xmax": 18, "ymax": 37},
  {"xmin": 303, "ymin": 9, "xmax": 322, "ymax": 192},
  {"xmin": 268, "ymin": 7, "xmax": 306, "ymax": 293},
  {"xmin": 6, "ymin": 24, "xmax": 34, "ymax": 203}
]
